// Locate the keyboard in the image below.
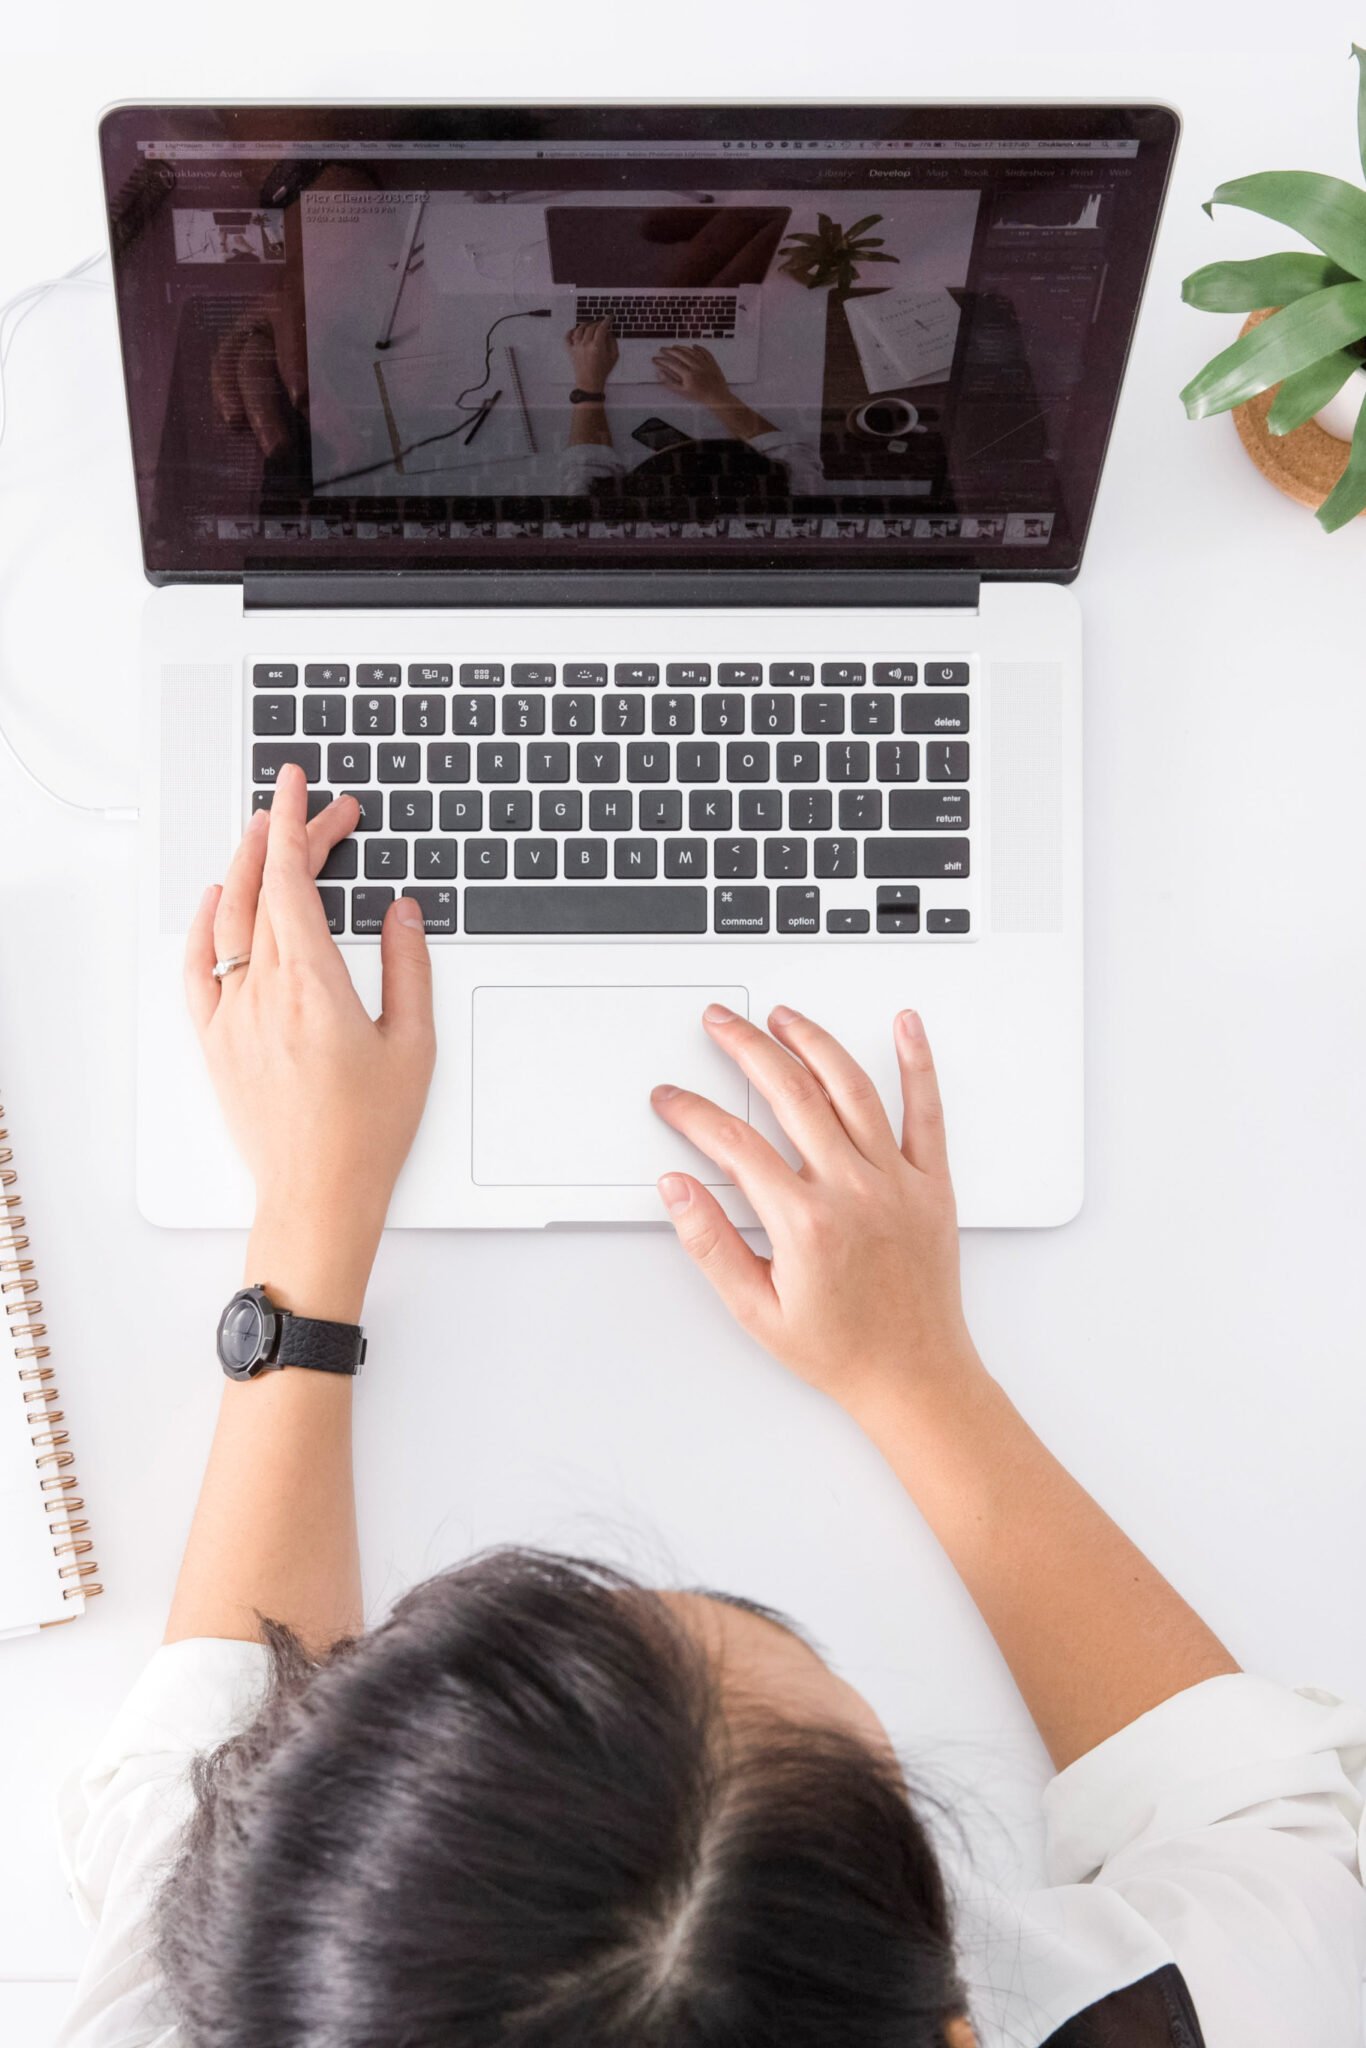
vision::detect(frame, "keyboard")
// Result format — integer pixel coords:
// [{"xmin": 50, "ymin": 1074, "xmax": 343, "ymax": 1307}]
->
[
  {"xmin": 573, "ymin": 292, "xmax": 739, "ymax": 341},
  {"xmin": 247, "ymin": 658, "xmax": 973, "ymax": 940}
]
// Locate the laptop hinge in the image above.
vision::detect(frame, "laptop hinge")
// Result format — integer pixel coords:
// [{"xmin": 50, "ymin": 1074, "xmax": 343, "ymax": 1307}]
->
[{"xmin": 241, "ymin": 570, "xmax": 981, "ymax": 613}]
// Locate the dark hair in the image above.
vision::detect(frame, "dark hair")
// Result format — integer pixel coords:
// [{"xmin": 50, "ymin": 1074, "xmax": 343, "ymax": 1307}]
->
[
  {"xmin": 157, "ymin": 1549, "xmax": 964, "ymax": 2046},
  {"xmin": 589, "ymin": 436, "xmax": 792, "ymax": 517}
]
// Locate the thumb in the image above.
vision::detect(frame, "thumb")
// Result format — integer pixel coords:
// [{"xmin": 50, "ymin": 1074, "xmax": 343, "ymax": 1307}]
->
[
  {"xmin": 656, "ymin": 1175, "xmax": 776, "ymax": 1337},
  {"xmin": 378, "ymin": 895, "xmax": 434, "ymax": 1044}
]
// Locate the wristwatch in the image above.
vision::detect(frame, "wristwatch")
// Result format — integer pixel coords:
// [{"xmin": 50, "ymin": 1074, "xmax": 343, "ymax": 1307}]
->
[
  {"xmin": 216, "ymin": 1284, "xmax": 366, "ymax": 1383},
  {"xmin": 569, "ymin": 387, "xmax": 606, "ymax": 405}
]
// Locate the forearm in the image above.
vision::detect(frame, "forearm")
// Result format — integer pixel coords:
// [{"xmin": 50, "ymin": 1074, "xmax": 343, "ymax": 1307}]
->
[
  {"xmin": 568, "ymin": 400, "xmax": 612, "ymax": 448},
  {"xmin": 706, "ymin": 396, "xmax": 777, "ymax": 441},
  {"xmin": 853, "ymin": 1362, "xmax": 1239, "ymax": 1770}
]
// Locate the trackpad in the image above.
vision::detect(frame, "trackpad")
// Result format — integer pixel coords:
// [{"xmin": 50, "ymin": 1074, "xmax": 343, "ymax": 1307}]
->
[{"xmin": 472, "ymin": 985, "xmax": 749, "ymax": 1186}]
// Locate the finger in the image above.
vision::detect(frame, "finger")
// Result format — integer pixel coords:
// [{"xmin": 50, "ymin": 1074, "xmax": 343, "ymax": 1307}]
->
[
  {"xmin": 212, "ymin": 805, "xmax": 270, "ymax": 976},
  {"xmin": 260, "ymin": 764, "xmax": 334, "ymax": 959},
  {"xmin": 766, "ymin": 1006, "xmax": 899, "ymax": 1167},
  {"xmin": 656, "ymin": 1174, "xmax": 776, "ymax": 1333},
  {"xmin": 378, "ymin": 893, "xmax": 435, "ymax": 1047},
  {"xmin": 304, "ymin": 791, "xmax": 360, "ymax": 877},
  {"xmin": 895, "ymin": 1009, "xmax": 949, "ymax": 1176},
  {"xmin": 650, "ymin": 1082, "xmax": 796, "ymax": 1215},
  {"xmin": 700, "ymin": 1004, "xmax": 852, "ymax": 1177},
  {"xmin": 184, "ymin": 884, "xmax": 223, "ymax": 1036}
]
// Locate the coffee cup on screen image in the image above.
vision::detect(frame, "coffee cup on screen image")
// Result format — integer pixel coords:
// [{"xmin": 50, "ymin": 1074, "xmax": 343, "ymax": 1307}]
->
[{"xmin": 847, "ymin": 396, "xmax": 920, "ymax": 439}]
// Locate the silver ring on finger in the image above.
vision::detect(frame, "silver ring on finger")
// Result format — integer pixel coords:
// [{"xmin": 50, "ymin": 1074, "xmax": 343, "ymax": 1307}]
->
[{"xmin": 212, "ymin": 953, "xmax": 252, "ymax": 981}]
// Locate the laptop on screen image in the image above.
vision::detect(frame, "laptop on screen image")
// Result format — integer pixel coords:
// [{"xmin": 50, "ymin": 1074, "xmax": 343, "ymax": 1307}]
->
[{"xmin": 97, "ymin": 102, "xmax": 1178, "ymax": 1229}]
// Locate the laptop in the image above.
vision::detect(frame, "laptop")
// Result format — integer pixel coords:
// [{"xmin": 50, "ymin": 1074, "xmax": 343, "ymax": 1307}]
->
[{"xmin": 99, "ymin": 102, "xmax": 1178, "ymax": 1230}]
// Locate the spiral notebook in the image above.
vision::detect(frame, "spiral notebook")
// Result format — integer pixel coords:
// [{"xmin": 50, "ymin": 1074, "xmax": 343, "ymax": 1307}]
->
[{"xmin": 1, "ymin": 1092, "xmax": 103, "ymax": 1635}]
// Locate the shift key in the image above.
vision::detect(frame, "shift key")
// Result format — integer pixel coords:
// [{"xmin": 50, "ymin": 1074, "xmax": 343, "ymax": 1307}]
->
[{"xmin": 864, "ymin": 837, "xmax": 970, "ymax": 879}]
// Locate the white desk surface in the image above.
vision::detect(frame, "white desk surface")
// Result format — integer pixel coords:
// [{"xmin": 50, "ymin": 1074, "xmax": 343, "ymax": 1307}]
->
[{"xmin": 3, "ymin": 3, "xmax": 1365, "ymax": 2031}]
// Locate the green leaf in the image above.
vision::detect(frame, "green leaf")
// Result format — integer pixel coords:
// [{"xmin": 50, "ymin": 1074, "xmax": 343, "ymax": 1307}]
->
[
  {"xmin": 1266, "ymin": 348, "xmax": 1362, "ymax": 433},
  {"xmin": 1182, "ymin": 251, "xmax": 1353, "ymax": 310},
  {"xmin": 1316, "ymin": 381, "xmax": 1366, "ymax": 528},
  {"xmin": 1180, "ymin": 281, "xmax": 1366, "ymax": 416},
  {"xmin": 858, "ymin": 251, "xmax": 900, "ymax": 263},
  {"xmin": 1202, "ymin": 171, "xmax": 1366, "ymax": 278},
  {"xmin": 844, "ymin": 214, "xmax": 882, "ymax": 237},
  {"xmin": 1354, "ymin": 44, "xmax": 1366, "ymax": 183}
]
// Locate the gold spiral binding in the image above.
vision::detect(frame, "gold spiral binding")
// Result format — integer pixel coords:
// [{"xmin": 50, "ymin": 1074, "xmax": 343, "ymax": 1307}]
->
[{"xmin": 1, "ymin": 1097, "xmax": 103, "ymax": 1608}]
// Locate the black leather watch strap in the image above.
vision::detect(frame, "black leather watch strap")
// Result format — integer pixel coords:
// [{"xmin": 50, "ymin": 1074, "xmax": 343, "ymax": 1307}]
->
[{"xmin": 276, "ymin": 1314, "xmax": 367, "ymax": 1376}]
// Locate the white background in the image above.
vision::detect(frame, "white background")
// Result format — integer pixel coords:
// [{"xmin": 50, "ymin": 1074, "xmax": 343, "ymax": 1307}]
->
[{"xmin": 3, "ymin": 1, "xmax": 1365, "ymax": 2035}]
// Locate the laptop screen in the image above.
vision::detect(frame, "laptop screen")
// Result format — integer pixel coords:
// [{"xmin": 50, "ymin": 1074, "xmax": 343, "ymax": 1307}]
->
[{"xmin": 98, "ymin": 103, "xmax": 1178, "ymax": 586}]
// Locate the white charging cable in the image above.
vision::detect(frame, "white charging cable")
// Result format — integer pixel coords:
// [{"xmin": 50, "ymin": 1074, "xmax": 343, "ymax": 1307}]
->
[{"xmin": 0, "ymin": 249, "xmax": 138, "ymax": 822}]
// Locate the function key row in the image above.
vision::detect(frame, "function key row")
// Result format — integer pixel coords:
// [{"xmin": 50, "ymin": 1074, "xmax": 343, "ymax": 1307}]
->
[{"xmin": 252, "ymin": 660, "xmax": 969, "ymax": 692}]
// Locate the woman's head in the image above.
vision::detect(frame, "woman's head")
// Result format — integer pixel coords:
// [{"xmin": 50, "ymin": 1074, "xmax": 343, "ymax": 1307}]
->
[{"xmin": 159, "ymin": 1549, "xmax": 966, "ymax": 2046}]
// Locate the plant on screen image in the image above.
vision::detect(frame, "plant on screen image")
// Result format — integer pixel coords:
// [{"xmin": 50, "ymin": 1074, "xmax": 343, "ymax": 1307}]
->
[
  {"xmin": 1180, "ymin": 44, "xmax": 1366, "ymax": 531},
  {"xmin": 778, "ymin": 214, "xmax": 900, "ymax": 291}
]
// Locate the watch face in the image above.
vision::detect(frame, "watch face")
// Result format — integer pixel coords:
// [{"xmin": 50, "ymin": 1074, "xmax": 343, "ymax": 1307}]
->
[{"xmin": 218, "ymin": 1293, "xmax": 266, "ymax": 1375}]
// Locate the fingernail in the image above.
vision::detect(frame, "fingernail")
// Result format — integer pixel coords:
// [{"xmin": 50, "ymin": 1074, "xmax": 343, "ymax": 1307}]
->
[
  {"xmin": 658, "ymin": 1173, "xmax": 692, "ymax": 1215},
  {"xmin": 200, "ymin": 883, "xmax": 217, "ymax": 909},
  {"xmin": 652, "ymin": 1083, "xmax": 680, "ymax": 1103},
  {"xmin": 898, "ymin": 1008, "xmax": 924, "ymax": 1041},
  {"xmin": 769, "ymin": 1004, "xmax": 800, "ymax": 1027},
  {"xmin": 249, "ymin": 805, "xmax": 269, "ymax": 831},
  {"xmin": 703, "ymin": 1002, "xmax": 735, "ymax": 1025},
  {"xmin": 394, "ymin": 897, "xmax": 425, "ymax": 928}
]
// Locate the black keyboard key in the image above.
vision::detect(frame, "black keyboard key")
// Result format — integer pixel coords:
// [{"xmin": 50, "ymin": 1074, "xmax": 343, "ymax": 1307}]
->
[
  {"xmin": 303, "ymin": 695, "xmax": 346, "ymax": 736},
  {"xmin": 389, "ymin": 791, "xmax": 432, "ymax": 831},
  {"xmin": 613, "ymin": 662, "xmax": 659, "ymax": 688},
  {"xmin": 739, "ymin": 788, "xmax": 782, "ymax": 831},
  {"xmin": 604, "ymin": 693, "xmax": 645, "ymax": 734},
  {"xmin": 902, "ymin": 694, "xmax": 969, "ymax": 735},
  {"xmin": 876, "ymin": 742, "xmax": 920, "ymax": 783},
  {"xmin": 491, "ymin": 791, "xmax": 532, "ymax": 831},
  {"xmin": 477, "ymin": 742, "xmax": 521, "ymax": 783},
  {"xmin": 839, "ymin": 790, "xmax": 882, "ymax": 832},
  {"xmin": 590, "ymin": 790, "xmax": 632, "ymax": 831},
  {"xmin": 401, "ymin": 886, "xmax": 458, "ymax": 934},
  {"xmin": 788, "ymin": 790, "xmax": 832, "ymax": 832},
  {"xmin": 752, "ymin": 695, "xmax": 795, "ymax": 735},
  {"xmin": 359, "ymin": 664, "xmax": 401, "ymax": 690},
  {"xmin": 665, "ymin": 838, "xmax": 708, "ymax": 877},
  {"xmin": 875, "ymin": 885, "xmax": 921, "ymax": 935},
  {"xmin": 925, "ymin": 661, "xmax": 969, "ymax": 688},
  {"xmin": 690, "ymin": 791, "xmax": 732, "ymax": 831},
  {"xmin": 778, "ymin": 886, "xmax": 821, "ymax": 933},
  {"xmin": 639, "ymin": 789, "xmax": 682, "ymax": 831},
  {"xmin": 253, "ymin": 742, "xmax": 319, "ymax": 784},
  {"xmin": 615, "ymin": 839, "xmax": 658, "ymax": 879},
  {"xmin": 826, "ymin": 908, "xmax": 869, "ymax": 933},
  {"xmin": 677, "ymin": 741, "xmax": 719, "ymax": 783},
  {"xmin": 814, "ymin": 837, "xmax": 857, "ymax": 879},
  {"xmin": 889, "ymin": 789, "xmax": 969, "ymax": 831},
  {"xmin": 553, "ymin": 694, "xmax": 596, "ymax": 734},
  {"xmin": 354, "ymin": 696, "xmax": 396, "ymax": 736},
  {"xmin": 408, "ymin": 662, "xmax": 452, "ymax": 689},
  {"xmin": 305, "ymin": 663, "xmax": 349, "ymax": 689},
  {"xmin": 365, "ymin": 838, "xmax": 408, "ymax": 880},
  {"xmin": 540, "ymin": 791, "xmax": 583, "ymax": 831},
  {"xmin": 514, "ymin": 839, "xmax": 558, "ymax": 879},
  {"xmin": 801, "ymin": 695, "xmax": 844, "ymax": 734},
  {"xmin": 666, "ymin": 663, "xmax": 711, "ymax": 688},
  {"xmin": 563, "ymin": 662, "xmax": 608, "ymax": 688},
  {"xmin": 702, "ymin": 694, "xmax": 745, "ymax": 734},
  {"xmin": 460, "ymin": 662, "xmax": 504, "ymax": 688},
  {"xmin": 320, "ymin": 840, "xmax": 358, "ymax": 881},
  {"xmin": 378, "ymin": 743, "xmax": 421, "ymax": 784},
  {"xmin": 341, "ymin": 789, "xmax": 383, "ymax": 832},
  {"xmin": 452, "ymin": 696, "xmax": 496, "ymax": 735},
  {"xmin": 821, "ymin": 662, "xmax": 866, "ymax": 688},
  {"xmin": 826, "ymin": 741, "xmax": 869, "ymax": 783},
  {"xmin": 439, "ymin": 791, "xmax": 484, "ymax": 831},
  {"xmin": 565, "ymin": 838, "xmax": 608, "ymax": 878},
  {"xmin": 852, "ymin": 693, "xmax": 896, "ymax": 734},
  {"xmin": 404, "ymin": 695, "xmax": 448, "ymax": 735},
  {"xmin": 764, "ymin": 838, "xmax": 807, "ymax": 879},
  {"xmin": 427, "ymin": 742, "xmax": 470, "ymax": 784},
  {"xmin": 352, "ymin": 887, "xmax": 393, "ymax": 934},
  {"xmin": 714, "ymin": 885, "xmax": 769, "ymax": 933},
  {"xmin": 576, "ymin": 742, "xmax": 621, "ymax": 784},
  {"xmin": 927, "ymin": 742, "xmax": 970, "ymax": 782},
  {"xmin": 653, "ymin": 695, "xmax": 695, "ymax": 735},
  {"xmin": 318, "ymin": 885, "xmax": 345, "ymax": 935},
  {"xmin": 463, "ymin": 886, "xmax": 707, "ymax": 934},
  {"xmin": 527, "ymin": 743, "xmax": 570, "ymax": 784},
  {"xmin": 777, "ymin": 742, "xmax": 819, "ymax": 784},
  {"xmin": 720, "ymin": 662, "xmax": 764, "ymax": 687},
  {"xmin": 864, "ymin": 838, "xmax": 970, "ymax": 879},
  {"xmin": 725, "ymin": 742, "xmax": 771, "ymax": 785},
  {"xmin": 465, "ymin": 838, "xmax": 509, "ymax": 879},
  {"xmin": 253, "ymin": 695, "xmax": 296, "ymax": 736},
  {"xmin": 254, "ymin": 663, "xmax": 297, "ymax": 689},
  {"xmin": 415, "ymin": 839, "xmax": 457, "ymax": 878},
  {"xmin": 714, "ymin": 838, "xmax": 758, "ymax": 880},
  {"xmin": 627, "ymin": 743, "xmax": 670, "ymax": 784},
  {"xmin": 768, "ymin": 662, "xmax": 813, "ymax": 689},
  {"xmin": 873, "ymin": 662, "xmax": 918, "ymax": 688},
  {"xmin": 511, "ymin": 663, "xmax": 555, "ymax": 688},
  {"xmin": 927, "ymin": 908, "xmax": 971, "ymax": 934}
]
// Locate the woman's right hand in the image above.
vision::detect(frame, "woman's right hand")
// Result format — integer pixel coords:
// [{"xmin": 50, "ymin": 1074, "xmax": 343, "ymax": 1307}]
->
[{"xmin": 650, "ymin": 1005, "xmax": 982, "ymax": 1423}]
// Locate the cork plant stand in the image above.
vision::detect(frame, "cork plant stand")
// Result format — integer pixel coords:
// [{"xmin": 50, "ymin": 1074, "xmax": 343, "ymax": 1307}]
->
[{"xmin": 1232, "ymin": 307, "xmax": 1364, "ymax": 515}]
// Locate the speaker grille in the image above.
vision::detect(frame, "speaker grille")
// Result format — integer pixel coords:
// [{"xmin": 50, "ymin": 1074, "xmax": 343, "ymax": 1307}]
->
[
  {"xmin": 159, "ymin": 666, "xmax": 235, "ymax": 935},
  {"xmin": 988, "ymin": 662, "xmax": 1065, "ymax": 935}
]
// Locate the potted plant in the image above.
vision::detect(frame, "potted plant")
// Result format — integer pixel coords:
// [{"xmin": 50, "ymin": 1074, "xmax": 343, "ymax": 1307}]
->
[
  {"xmin": 778, "ymin": 214, "xmax": 900, "ymax": 292},
  {"xmin": 1180, "ymin": 44, "xmax": 1366, "ymax": 531}
]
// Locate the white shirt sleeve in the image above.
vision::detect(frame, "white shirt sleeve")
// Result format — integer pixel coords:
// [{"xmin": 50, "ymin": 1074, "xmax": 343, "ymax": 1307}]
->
[
  {"xmin": 747, "ymin": 428, "xmax": 826, "ymax": 494},
  {"xmin": 555, "ymin": 441, "xmax": 624, "ymax": 493},
  {"xmin": 53, "ymin": 1638, "xmax": 272, "ymax": 2048},
  {"xmin": 1041, "ymin": 1673, "xmax": 1366, "ymax": 2046}
]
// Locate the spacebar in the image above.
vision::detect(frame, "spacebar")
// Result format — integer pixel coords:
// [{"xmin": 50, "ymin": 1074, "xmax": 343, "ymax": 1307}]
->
[{"xmin": 463, "ymin": 886, "xmax": 708, "ymax": 934}]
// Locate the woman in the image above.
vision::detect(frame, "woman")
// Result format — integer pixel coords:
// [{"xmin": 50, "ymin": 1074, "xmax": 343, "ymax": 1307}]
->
[{"xmin": 58, "ymin": 768, "xmax": 1366, "ymax": 2046}]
